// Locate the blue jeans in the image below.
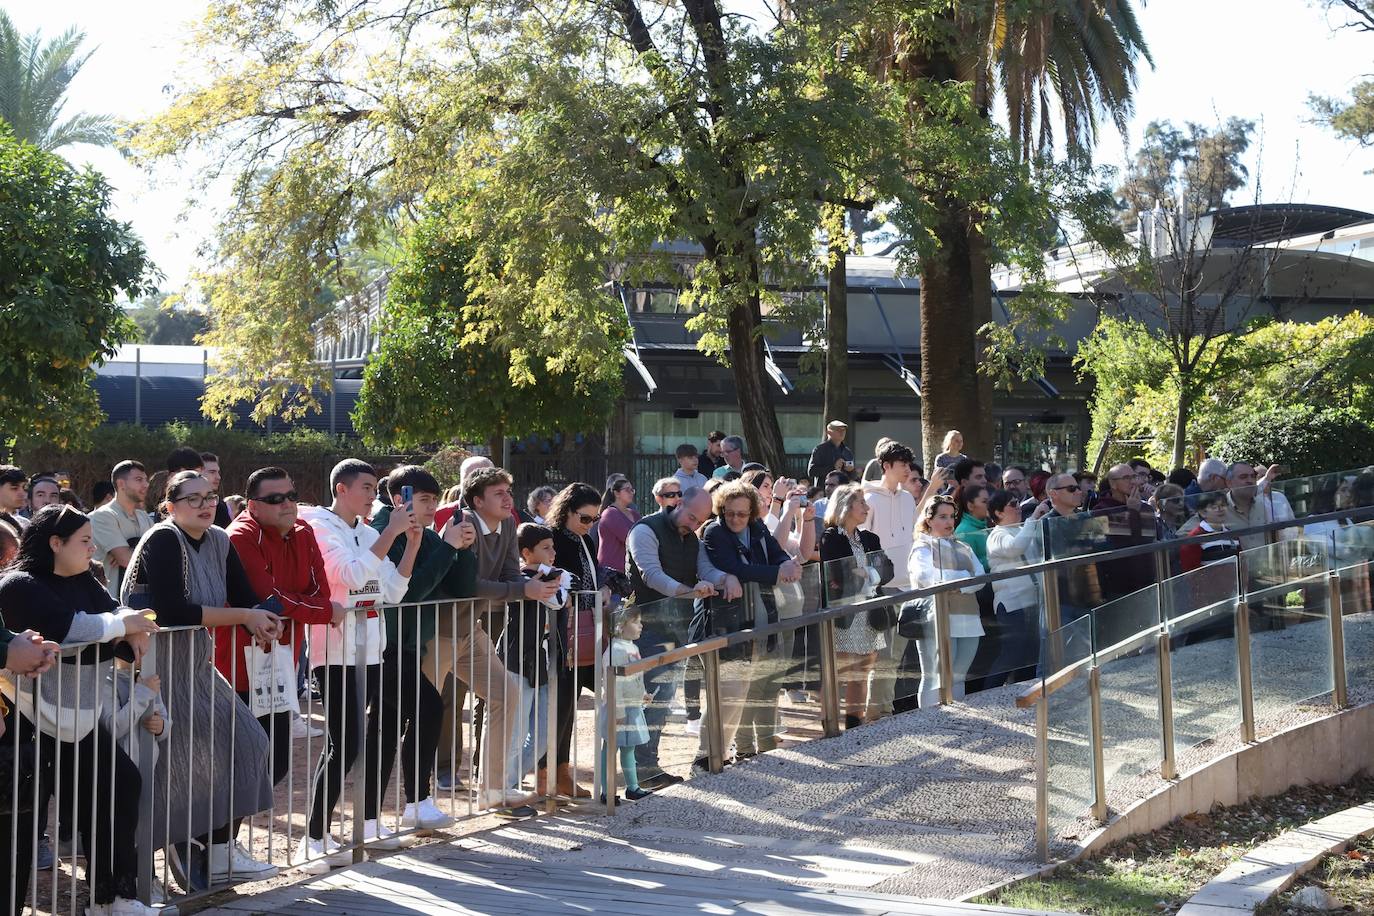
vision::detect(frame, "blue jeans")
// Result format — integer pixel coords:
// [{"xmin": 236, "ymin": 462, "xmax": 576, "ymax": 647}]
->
[{"xmin": 634, "ymin": 662, "xmax": 681, "ymax": 777}]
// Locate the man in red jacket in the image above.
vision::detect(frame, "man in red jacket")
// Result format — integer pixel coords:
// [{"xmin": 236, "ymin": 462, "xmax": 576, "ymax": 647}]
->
[{"xmin": 225, "ymin": 467, "xmax": 345, "ymax": 805}]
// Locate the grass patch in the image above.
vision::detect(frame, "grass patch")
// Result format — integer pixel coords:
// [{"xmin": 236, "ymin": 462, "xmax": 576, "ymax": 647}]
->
[
  {"xmin": 976, "ymin": 775, "xmax": 1374, "ymax": 915},
  {"xmin": 1258, "ymin": 833, "xmax": 1374, "ymax": 914}
]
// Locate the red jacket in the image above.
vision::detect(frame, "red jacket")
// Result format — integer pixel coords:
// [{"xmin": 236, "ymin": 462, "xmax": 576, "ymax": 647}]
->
[{"xmin": 219, "ymin": 513, "xmax": 334, "ymax": 691}]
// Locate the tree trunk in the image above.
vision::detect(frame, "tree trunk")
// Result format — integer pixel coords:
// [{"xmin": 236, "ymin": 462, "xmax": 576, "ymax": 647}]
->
[
  {"xmin": 1171, "ymin": 386, "xmax": 1192, "ymax": 471},
  {"xmin": 920, "ymin": 200, "xmax": 980, "ymax": 465},
  {"xmin": 823, "ymin": 207, "xmax": 849, "ymax": 437},
  {"xmin": 966, "ymin": 222, "xmax": 996, "ymax": 460},
  {"xmin": 727, "ymin": 294, "xmax": 789, "ymax": 476}
]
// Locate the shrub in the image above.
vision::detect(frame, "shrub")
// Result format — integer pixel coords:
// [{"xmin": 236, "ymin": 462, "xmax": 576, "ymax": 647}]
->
[{"xmin": 1212, "ymin": 405, "xmax": 1374, "ymax": 477}]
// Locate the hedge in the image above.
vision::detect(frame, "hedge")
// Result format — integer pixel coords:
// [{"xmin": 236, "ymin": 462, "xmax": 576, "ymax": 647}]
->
[
  {"xmin": 16, "ymin": 422, "xmax": 428, "ymax": 509},
  {"xmin": 1212, "ymin": 405, "xmax": 1374, "ymax": 478}
]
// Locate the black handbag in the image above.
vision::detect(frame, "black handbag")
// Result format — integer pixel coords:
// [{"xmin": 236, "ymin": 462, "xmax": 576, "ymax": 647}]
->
[
  {"xmin": 867, "ymin": 598, "xmax": 899, "ymax": 631},
  {"xmin": 897, "ymin": 596, "xmax": 933, "ymax": 640}
]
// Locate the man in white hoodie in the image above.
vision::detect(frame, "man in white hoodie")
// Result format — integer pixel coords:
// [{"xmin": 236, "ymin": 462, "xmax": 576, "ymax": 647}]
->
[
  {"xmin": 294, "ymin": 459, "xmax": 420, "ymax": 873},
  {"xmin": 861, "ymin": 440, "xmax": 918, "ymax": 718}
]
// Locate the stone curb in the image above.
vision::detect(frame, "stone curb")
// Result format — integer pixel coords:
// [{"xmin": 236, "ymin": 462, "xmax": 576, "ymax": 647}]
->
[{"xmin": 1175, "ymin": 800, "xmax": 1374, "ymax": 914}]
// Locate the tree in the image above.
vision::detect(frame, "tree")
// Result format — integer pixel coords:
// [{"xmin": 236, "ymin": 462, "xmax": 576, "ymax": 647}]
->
[
  {"xmin": 0, "ymin": 12, "xmax": 115, "ymax": 151},
  {"xmin": 1311, "ymin": 1, "xmax": 1374, "ymax": 152},
  {"xmin": 0, "ymin": 125, "xmax": 154, "ymax": 449},
  {"xmin": 1117, "ymin": 118, "xmax": 1254, "ymax": 227},
  {"xmin": 133, "ymin": 0, "xmax": 911, "ymax": 475},
  {"xmin": 858, "ymin": 0, "xmax": 1151, "ymax": 462},
  {"xmin": 128, "ymin": 292, "xmax": 208, "ymax": 346},
  {"xmin": 353, "ymin": 211, "xmax": 623, "ymax": 455}
]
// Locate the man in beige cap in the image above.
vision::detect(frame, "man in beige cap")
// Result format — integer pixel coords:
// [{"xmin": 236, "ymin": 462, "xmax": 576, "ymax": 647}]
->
[{"xmin": 807, "ymin": 420, "xmax": 855, "ymax": 483}]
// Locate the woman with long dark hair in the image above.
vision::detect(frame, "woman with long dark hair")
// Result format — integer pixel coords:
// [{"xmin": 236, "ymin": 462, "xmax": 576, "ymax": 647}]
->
[
  {"xmin": 597, "ymin": 478, "xmax": 640, "ymax": 573},
  {"xmin": 121, "ymin": 471, "xmax": 282, "ymax": 889},
  {"xmin": 0, "ymin": 504, "xmax": 160, "ymax": 914},
  {"xmin": 540, "ymin": 483, "xmax": 605, "ymax": 799}
]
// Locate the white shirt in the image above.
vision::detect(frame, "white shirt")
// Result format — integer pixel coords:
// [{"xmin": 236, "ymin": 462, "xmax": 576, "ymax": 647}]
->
[{"xmin": 861, "ymin": 480, "xmax": 917, "ymax": 587}]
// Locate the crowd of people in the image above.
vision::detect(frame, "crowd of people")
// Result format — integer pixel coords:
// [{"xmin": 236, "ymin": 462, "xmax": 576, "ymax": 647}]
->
[{"xmin": 0, "ymin": 428, "xmax": 1356, "ymax": 915}]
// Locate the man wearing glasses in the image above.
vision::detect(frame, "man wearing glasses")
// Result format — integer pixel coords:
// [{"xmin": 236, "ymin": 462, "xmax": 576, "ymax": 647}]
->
[
  {"xmin": 711, "ymin": 435, "xmax": 747, "ymax": 479},
  {"xmin": 651, "ymin": 477, "xmax": 684, "ymax": 514}
]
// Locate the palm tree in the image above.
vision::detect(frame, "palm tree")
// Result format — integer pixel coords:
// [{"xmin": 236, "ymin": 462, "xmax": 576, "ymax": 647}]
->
[
  {"xmin": 864, "ymin": 1, "xmax": 1150, "ymax": 462},
  {"xmin": 0, "ymin": 11, "xmax": 115, "ymax": 151}
]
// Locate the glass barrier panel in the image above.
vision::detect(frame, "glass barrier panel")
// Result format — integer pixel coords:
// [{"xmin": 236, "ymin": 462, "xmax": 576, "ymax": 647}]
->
[
  {"xmin": 1043, "ymin": 615, "xmax": 1095, "ymax": 842},
  {"xmin": 1043, "ymin": 513, "xmax": 1111, "ymax": 630},
  {"xmin": 768, "ymin": 563, "xmax": 826, "ymax": 741},
  {"xmin": 630, "ymin": 594, "xmax": 698, "ymax": 665},
  {"xmin": 1336, "ymin": 562, "xmax": 1374, "ymax": 699},
  {"xmin": 1331, "ymin": 520, "xmax": 1374, "ymax": 578},
  {"xmin": 700, "ymin": 584, "xmax": 775, "ymax": 767},
  {"xmin": 980, "ymin": 520, "xmax": 1048, "ymax": 691},
  {"xmin": 1096, "ymin": 630, "xmax": 1163, "ymax": 795},
  {"xmin": 1089, "ymin": 584, "xmax": 1160, "ymax": 654},
  {"xmin": 825, "ymin": 548, "xmax": 923, "ymax": 713},
  {"xmin": 1248, "ymin": 571, "xmax": 1334, "ymax": 722},
  {"xmin": 1160, "ymin": 557, "xmax": 1240, "ymax": 621},
  {"xmin": 1273, "ymin": 471, "xmax": 1337, "ymax": 520},
  {"xmin": 619, "ymin": 594, "xmax": 699, "ymax": 785},
  {"xmin": 1242, "ymin": 539, "xmax": 1331, "ymax": 596},
  {"xmin": 1167, "ymin": 596, "xmax": 1241, "ymax": 758}
]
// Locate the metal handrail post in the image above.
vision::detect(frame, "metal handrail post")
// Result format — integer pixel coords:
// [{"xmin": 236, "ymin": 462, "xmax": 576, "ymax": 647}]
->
[
  {"xmin": 1328, "ymin": 569, "xmax": 1348, "ymax": 709},
  {"xmin": 1235, "ymin": 600, "xmax": 1256, "ymax": 743},
  {"xmin": 935, "ymin": 591, "xmax": 954, "ymax": 705},
  {"xmin": 351, "ymin": 612, "xmax": 368, "ymax": 863},
  {"xmin": 703, "ymin": 650, "xmax": 726, "ymax": 773},
  {"xmin": 818, "ymin": 617, "xmax": 842, "ymax": 738},
  {"xmin": 545, "ymin": 605, "xmax": 561, "ymax": 815},
  {"xmin": 1088, "ymin": 664, "xmax": 1108, "ymax": 823},
  {"xmin": 1035, "ymin": 695, "xmax": 1049, "ymax": 863},
  {"xmin": 1157, "ymin": 630, "xmax": 1177, "ymax": 780},
  {"xmin": 601, "ymin": 594, "xmax": 617, "ymax": 814}
]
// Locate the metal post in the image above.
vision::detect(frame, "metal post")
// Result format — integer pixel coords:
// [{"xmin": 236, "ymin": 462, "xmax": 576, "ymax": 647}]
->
[
  {"xmin": 1154, "ymin": 551, "xmax": 1171, "ymax": 592},
  {"xmin": 935, "ymin": 590, "xmax": 954, "ymax": 705},
  {"xmin": 817, "ymin": 618, "xmax": 841, "ymax": 738},
  {"xmin": 1157, "ymin": 631, "xmax": 1177, "ymax": 780},
  {"xmin": 1088, "ymin": 664, "xmax": 1107, "ymax": 823},
  {"xmin": 351, "ymin": 612, "xmax": 368, "ymax": 862},
  {"xmin": 601, "ymin": 596, "xmax": 617, "ymax": 814},
  {"xmin": 1235, "ymin": 600, "xmax": 1256, "ymax": 744},
  {"xmin": 703, "ymin": 650, "xmax": 726, "ymax": 773},
  {"xmin": 1328, "ymin": 570, "xmax": 1348, "ymax": 709},
  {"xmin": 1042, "ymin": 567, "xmax": 1063, "ymax": 634},
  {"xmin": 134, "ymin": 347, "xmax": 142, "ymax": 426},
  {"xmin": 544, "ymin": 611, "xmax": 560, "ymax": 816},
  {"xmin": 1035, "ymin": 695, "xmax": 1049, "ymax": 863}
]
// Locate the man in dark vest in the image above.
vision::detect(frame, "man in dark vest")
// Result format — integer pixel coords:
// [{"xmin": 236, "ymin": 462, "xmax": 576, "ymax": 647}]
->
[{"xmin": 625, "ymin": 487, "xmax": 739, "ymax": 789}]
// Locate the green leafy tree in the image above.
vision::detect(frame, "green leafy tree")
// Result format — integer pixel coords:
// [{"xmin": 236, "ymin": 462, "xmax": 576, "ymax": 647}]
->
[
  {"xmin": 353, "ymin": 212, "xmax": 623, "ymax": 454},
  {"xmin": 1116, "ymin": 118, "xmax": 1254, "ymax": 227},
  {"xmin": 128, "ymin": 292, "xmax": 208, "ymax": 345},
  {"xmin": 0, "ymin": 125, "xmax": 154, "ymax": 449},
  {"xmin": 1312, "ymin": 1, "xmax": 1374, "ymax": 154},
  {"xmin": 0, "ymin": 11, "xmax": 115, "ymax": 150},
  {"xmin": 133, "ymin": 0, "xmax": 912, "ymax": 474}
]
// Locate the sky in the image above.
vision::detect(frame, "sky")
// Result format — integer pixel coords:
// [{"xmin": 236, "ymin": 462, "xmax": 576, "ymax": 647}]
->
[{"xmin": 12, "ymin": 0, "xmax": 1374, "ymax": 290}]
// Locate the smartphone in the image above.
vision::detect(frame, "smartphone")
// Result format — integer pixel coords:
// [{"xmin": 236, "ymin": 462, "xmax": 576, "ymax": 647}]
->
[
  {"xmin": 400, "ymin": 485, "xmax": 414, "ymax": 507},
  {"xmin": 539, "ymin": 567, "xmax": 563, "ymax": 582}
]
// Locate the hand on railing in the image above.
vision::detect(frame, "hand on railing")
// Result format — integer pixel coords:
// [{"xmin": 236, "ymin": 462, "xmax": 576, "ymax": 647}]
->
[
  {"xmin": 691, "ymin": 580, "xmax": 718, "ymax": 599},
  {"xmin": 243, "ymin": 607, "xmax": 282, "ymax": 642},
  {"xmin": 721, "ymin": 575, "xmax": 743, "ymax": 601},
  {"xmin": 5, "ymin": 628, "xmax": 58, "ymax": 676},
  {"xmin": 778, "ymin": 559, "xmax": 802, "ymax": 584},
  {"xmin": 330, "ymin": 600, "xmax": 349, "ymax": 626},
  {"xmin": 524, "ymin": 576, "xmax": 561, "ymax": 602}
]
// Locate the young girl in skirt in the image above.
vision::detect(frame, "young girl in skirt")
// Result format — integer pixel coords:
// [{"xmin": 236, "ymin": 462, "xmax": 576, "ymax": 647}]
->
[{"xmin": 603, "ymin": 606, "xmax": 654, "ymax": 801}]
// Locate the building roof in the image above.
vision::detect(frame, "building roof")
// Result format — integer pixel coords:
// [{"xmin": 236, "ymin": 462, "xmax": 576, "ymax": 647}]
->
[{"xmin": 1208, "ymin": 204, "xmax": 1374, "ymax": 247}]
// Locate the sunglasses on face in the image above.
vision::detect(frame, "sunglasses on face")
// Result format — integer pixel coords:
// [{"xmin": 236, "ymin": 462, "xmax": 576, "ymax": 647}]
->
[
  {"xmin": 661, "ymin": 491, "xmax": 682, "ymax": 499},
  {"xmin": 1052, "ymin": 484, "xmax": 1081, "ymax": 493},
  {"xmin": 252, "ymin": 491, "xmax": 299, "ymax": 505},
  {"xmin": 575, "ymin": 512, "xmax": 598, "ymax": 525}
]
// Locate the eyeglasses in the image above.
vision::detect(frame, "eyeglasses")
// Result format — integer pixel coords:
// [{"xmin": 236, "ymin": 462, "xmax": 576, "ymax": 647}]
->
[
  {"xmin": 1051, "ymin": 484, "xmax": 1081, "ymax": 493},
  {"xmin": 721, "ymin": 510, "xmax": 752, "ymax": 520},
  {"xmin": 575, "ymin": 512, "xmax": 598, "ymax": 525},
  {"xmin": 252, "ymin": 491, "xmax": 299, "ymax": 505},
  {"xmin": 660, "ymin": 491, "xmax": 682, "ymax": 499},
  {"xmin": 173, "ymin": 492, "xmax": 220, "ymax": 508}
]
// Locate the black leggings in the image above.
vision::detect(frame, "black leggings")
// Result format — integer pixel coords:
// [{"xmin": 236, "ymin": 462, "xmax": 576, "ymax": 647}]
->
[
  {"xmin": 376, "ymin": 647, "xmax": 443, "ymax": 805},
  {"xmin": 307, "ymin": 664, "xmax": 383, "ymax": 839},
  {"xmin": 46, "ymin": 725, "xmax": 141, "ymax": 904},
  {"xmin": 214, "ymin": 699, "xmax": 295, "ymax": 844},
  {"xmin": 551, "ymin": 663, "xmax": 596, "ymax": 767}
]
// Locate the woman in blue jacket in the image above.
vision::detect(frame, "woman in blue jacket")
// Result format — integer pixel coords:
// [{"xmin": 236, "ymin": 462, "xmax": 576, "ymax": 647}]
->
[{"xmin": 693, "ymin": 480, "xmax": 802, "ymax": 768}]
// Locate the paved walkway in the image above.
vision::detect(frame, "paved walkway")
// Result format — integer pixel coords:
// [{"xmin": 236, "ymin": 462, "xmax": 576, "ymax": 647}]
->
[{"xmin": 202, "ymin": 848, "xmax": 1078, "ymax": 915}]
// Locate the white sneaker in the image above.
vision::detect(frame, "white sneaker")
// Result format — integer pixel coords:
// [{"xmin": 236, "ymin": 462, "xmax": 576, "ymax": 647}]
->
[
  {"xmin": 684, "ymin": 718, "xmax": 702, "ymax": 736},
  {"xmin": 478, "ymin": 789, "xmax": 537, "ymax": 811},
  {"xmin": 363, "ymin": 818, "xmax": 403, "ymax": 850},
  {"xmin": 292, "ymin": 715, "xmax": 325, "ymax": 740},
  {"xmin": 86, "ymin": 898, "xmax": 157, "ymax": 916},
  {"xmin": 208, "ymin": 841, "xmax": 278, "ymax": 882},
  {"xmin": 291, "ymin": 835, "xmax": 350, "ymax": 875},
  {"xmin": 401, "ymin": 797, "xmax": 455, "ymax": 829}
]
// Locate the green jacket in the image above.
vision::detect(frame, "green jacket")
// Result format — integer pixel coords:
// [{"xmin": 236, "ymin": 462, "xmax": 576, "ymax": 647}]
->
[
  {"xmin": 370, "ymin": 506, "xmax": 478, "ymax": 655},
  {"xmin": 954, "ymin": 513, "xmax": 991, "ymax": 570}
]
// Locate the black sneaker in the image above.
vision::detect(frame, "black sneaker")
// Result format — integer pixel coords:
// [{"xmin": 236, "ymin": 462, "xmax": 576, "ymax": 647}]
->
[
  {"xmin": 625, "ymin": 787, "xmax": 654, "ymax": 801},
  {"xmin": 492, "ymin": 804, "xmax": 538, "ymax": 819},
  {"xmin": 35, "ymin": 835, "xmax": 53, "ymax": 871},
  {"xmin": 641, "ymin": 772, "xmax": 684, "ymax": 790}
]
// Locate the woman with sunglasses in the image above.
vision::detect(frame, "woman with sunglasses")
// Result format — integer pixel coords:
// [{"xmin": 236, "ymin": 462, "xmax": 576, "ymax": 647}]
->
[
  {"xmin": 121, "ymin": 470, "xmax": 283, "ymax": 889},
  {"xmin": 597, "ymin": 477, "xmax": 640, "ymax": 573},
  {"xmin": 542, "ymin": 483, "xmax": 607, "ymax": 798}
]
